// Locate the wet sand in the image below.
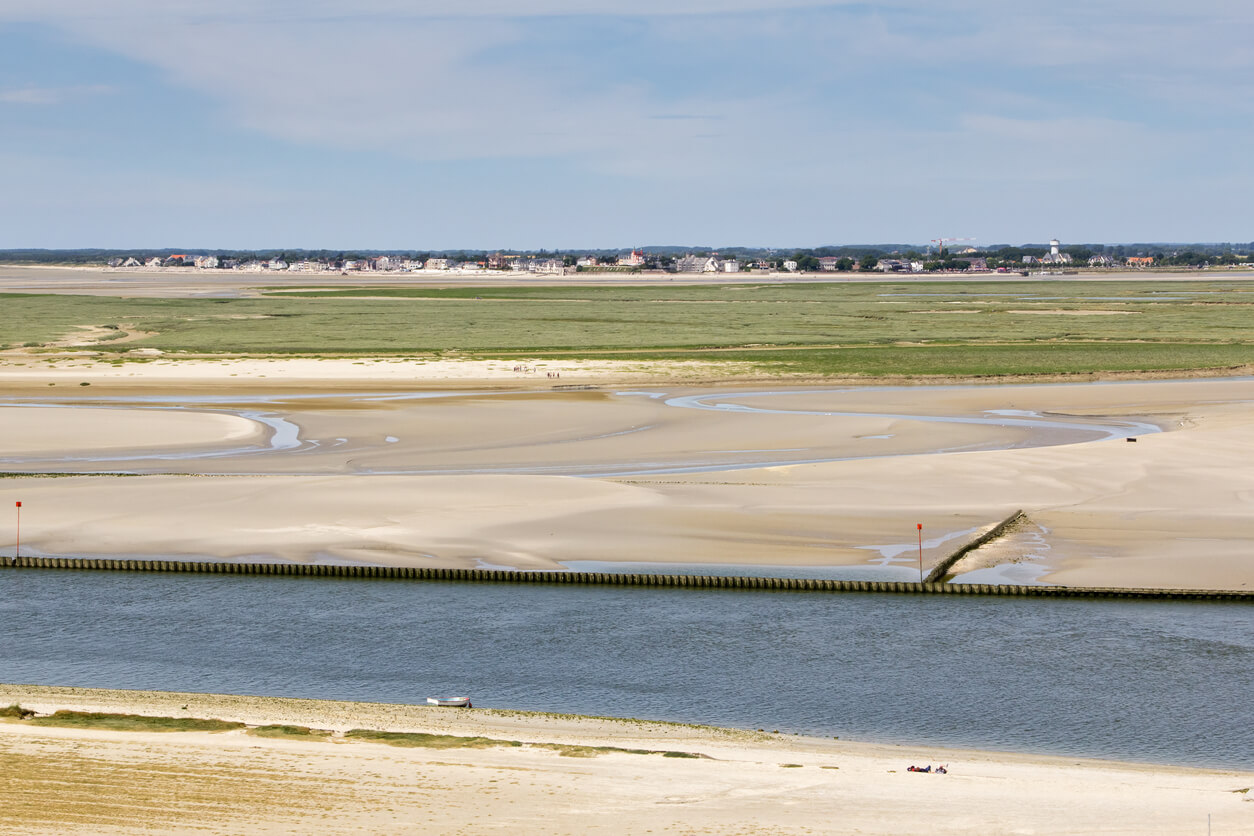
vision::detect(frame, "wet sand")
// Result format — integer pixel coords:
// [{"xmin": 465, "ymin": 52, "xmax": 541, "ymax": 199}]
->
[
  {"xmin": 0, "ymin": 358, "xmax": 1252, "ymax": 589},
  {"xmin": 4, "ymin": 263, "xmax": 1254, "ymax": 298},
  {"xmin": 0, "ymin": 685, "xmax": 1248, "ymax": 835}
]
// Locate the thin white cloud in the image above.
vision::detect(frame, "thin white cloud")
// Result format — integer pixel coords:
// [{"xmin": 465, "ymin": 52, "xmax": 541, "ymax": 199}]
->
[
  {"xmin": 0, "ymin": 84, "xmax": 114, "ymax": 104},
  {"xmin": 3, "ymin": 0, "xmax": 1252, "ymax": 245},
  {"xmin": 0, "ymin": 0, "xmax": 845, "ymax": 21}
]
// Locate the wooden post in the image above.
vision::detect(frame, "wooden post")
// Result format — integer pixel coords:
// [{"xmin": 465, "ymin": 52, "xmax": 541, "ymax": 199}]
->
[
  {"xmin": 13, "ymin": 501, "xmax": 20, "ymax": 563},
  {"xmin": 917, "ymin": 522, "xmax": 923, "ymax": 583}
]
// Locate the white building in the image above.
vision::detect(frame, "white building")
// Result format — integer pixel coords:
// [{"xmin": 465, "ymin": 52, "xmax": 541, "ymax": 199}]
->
[
  {"xmin": 618, "ymin": 249, "xmax": 645, "ymax": 267},
  {"xmin": 1041, "ymin": 238, "xmax": 1073, "ymax": 265},
  {"xmin": 674, "ymin": 255, "xmax": 705, "ymax": 273}
]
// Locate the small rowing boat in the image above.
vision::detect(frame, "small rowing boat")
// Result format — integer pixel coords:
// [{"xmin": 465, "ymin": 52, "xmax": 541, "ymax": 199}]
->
[{"xmin": 426, "ymin": 696, "xmax": 472, "ymax": 708}]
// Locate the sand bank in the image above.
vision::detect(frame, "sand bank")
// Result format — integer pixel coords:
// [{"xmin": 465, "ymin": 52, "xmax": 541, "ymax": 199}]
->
[
  {"xmin": 0, "ymin": 406, "xmax": 260, "ymax": 456},
  {"xmin": 1, "ymin": 370, "xmax": 1253, "ymax": 589},
  {"xmin": 0, "ymin": 355, "xmax": 740, "ymax": 390},
  {"xmin": 0, "ymin": 685, "xmax": 1248, "ymax": 835}
]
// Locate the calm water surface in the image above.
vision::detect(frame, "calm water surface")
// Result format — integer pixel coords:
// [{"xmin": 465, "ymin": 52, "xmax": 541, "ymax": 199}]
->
[{"xmin": 1, "ymin": 571, "xmax": 1249, "ymax": 769}]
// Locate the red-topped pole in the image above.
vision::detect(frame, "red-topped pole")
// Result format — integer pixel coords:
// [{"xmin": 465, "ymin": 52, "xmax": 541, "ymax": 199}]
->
[
  {"xmin": 917, "ymin": 522, "xmax": 923, "ymax": 583},
  {"xmin": 14, "ymin": 501, "xmax": 20, "ymax": 563}
]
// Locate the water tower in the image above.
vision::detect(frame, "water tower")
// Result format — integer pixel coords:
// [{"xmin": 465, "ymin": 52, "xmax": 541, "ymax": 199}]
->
[{"xmin": 1050, "ymin": 239, "xmax": 1061, "ymax": 257}]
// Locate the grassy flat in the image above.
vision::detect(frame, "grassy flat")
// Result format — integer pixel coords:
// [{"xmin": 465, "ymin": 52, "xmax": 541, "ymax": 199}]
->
[{"xmin": 6, "ymin": 280, "xmax": 1254, "ymax": 376}]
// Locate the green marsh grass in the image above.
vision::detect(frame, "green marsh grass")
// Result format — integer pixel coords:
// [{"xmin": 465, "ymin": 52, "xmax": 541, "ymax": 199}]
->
[
  {"xmin": 345, "ymin": 729, "xmax": 522, "ymax": 750},
  {"xmin": 7, "ymin": 280, "xmax": 1254, "ymax": 376},
  {"xmin": 248, "ymin": 724, "xmax": 332, "ymax": 740},
  {"xmin": 343, "ymin": 728, "xmax": 703, "ymax": 758},
  {"xmin": 25, "ymin": 711, "xmax": 245, "ymax": 733}
]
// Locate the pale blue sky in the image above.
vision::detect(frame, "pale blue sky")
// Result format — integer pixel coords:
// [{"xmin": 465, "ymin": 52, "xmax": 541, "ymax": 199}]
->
[{"xmin": 1, "ymin": 1, "xmax": 1250, "ymax": 249}]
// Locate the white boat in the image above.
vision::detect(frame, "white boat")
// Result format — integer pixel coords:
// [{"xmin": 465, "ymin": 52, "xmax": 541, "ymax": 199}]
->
[{"xmin": 426, "ymin": 696, "xmax": 472, "ymax": 708}]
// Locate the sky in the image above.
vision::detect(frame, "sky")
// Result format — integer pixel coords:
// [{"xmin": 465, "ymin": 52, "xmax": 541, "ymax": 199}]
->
[{"xmin": 1, "ymin": 1, "xmax": 1251, "ymax": 250}]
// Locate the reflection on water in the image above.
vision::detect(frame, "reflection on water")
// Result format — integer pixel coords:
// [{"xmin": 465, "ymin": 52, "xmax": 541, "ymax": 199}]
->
[
  {"xmin": 0, "ymin": 571, "xmax": 1249, "ymax": 769},
  {"xmin": 663, "ymin": 391, "xmax": 1161, "ymax": 441}
]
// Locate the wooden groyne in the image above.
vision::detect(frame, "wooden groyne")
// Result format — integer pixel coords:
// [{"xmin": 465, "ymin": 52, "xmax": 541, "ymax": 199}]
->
[
  {"xmin": 924, "ymin": 510, "xmax": 1026, "ymax": 584},
  {"xmin": 0, "ymin": 556, "xmax": 1249, "ymax": 602}
]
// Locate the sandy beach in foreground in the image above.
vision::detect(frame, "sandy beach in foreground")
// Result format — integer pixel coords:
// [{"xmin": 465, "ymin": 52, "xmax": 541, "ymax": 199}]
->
[{"xmin": 0, "ymin": 685, "xmax": 1248, "ymax": 835}]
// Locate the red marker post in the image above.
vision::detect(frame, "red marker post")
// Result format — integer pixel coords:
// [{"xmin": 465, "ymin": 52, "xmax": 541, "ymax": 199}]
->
[
  {"xmin": 917, "ymin": 522, "xmax": 923, "ymax": 583},
  {"xmin": 13, "ymin": 501, "xmax": 20, "ymax": 563}
]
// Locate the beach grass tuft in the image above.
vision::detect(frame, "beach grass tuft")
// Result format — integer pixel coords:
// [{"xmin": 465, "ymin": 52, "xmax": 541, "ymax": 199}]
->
[
  {"xmin": 342, "ymin": 728, "xmax": 706, "ymax": 759},
  {"xmin": 0, "ymin": 704, "xmax": 35, "ymax": 719},
  {"xmin": 25, "ymin": 711, "xmax": 245, "ymax": 733},
  {"xmin": 249, "ymin": 724, "xmax": 331, "ymax": 740},
  {"xmin": 345, "ymin": 729, "xmax": 523, "ymax": 750}
]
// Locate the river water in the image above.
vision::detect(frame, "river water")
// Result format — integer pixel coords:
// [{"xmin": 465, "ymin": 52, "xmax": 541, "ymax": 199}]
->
[{"xmin": 1, "ymin": 570, "xmax": 1249, "ymax": 769}]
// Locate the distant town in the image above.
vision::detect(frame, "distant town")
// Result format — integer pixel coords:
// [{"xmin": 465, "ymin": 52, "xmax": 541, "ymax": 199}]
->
[{"xmin": 5, "ymin": 241, "xmax": 1253, "ymax": 275}]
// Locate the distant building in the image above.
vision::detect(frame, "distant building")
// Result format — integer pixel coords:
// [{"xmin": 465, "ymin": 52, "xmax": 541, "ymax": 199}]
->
[
  {"xmin": 1088, "ymin": 254, "xmax": 1117, "ymax": 267},
  {"xmin": 576, "ymin": 256, "xmax": 598, "ymax": 268},
  {"xmin": 424, "ymin": 258, "xmax": 451, "ymax": 270},
  {"xmin": 1041, "ymin": 238, "xmax": 1073, "ymax": 265},
  {"xmin": 816, "ymin": 256, "xmax": 842, "ymax": 271},
  {"xmin": 194, "ymin": 255, "xmax": 219, "ymax": 269},
  {"xmin": 1127, "ymin": 256, "xmax": 1155, "ymax": 268},
  {"xmin": 674, "ymin": 254, "xmax": 705, "ymax": 273},
  {"xmin": 487, "ymin": 252, "xmax": 508, "ymax": 270},
  {"xmin": 722, "ymin": 260, "xmax": 740, "ymax": 273},
  {"xmin": 618, "ymin": 249, "xmax": 645, "ymax": 267},
  {"xmin": 782, "ymin": 260, "xmax": 798, "ymax": 272}
]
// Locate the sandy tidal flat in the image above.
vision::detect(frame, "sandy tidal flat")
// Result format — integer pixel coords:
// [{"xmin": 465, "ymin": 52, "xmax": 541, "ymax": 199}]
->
[
  {"xmin": 0, "ymin": 685, "xmax": 1248, "ymax": 835},
  {"xmin": 0, "ymin": 360, "xmax": 1253, "ymax": 589}
]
